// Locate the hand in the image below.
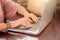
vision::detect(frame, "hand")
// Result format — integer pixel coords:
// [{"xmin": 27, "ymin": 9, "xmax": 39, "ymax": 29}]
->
[
  {"xmin": 9, "ymin": 17, "xmax": 33, "ymax": 28},
  {"xmin": 24, "ymin": 13, "xmax": 39, "ymax": 23},
  {"xmin": 17, "ymin": 6, "xmax": 39, "ymax": 23}
]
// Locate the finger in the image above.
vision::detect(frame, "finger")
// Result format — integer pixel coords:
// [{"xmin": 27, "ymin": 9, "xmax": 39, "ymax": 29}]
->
[
  {"xmin": 30, "ymin": 14, "xmax": 39, "ymax": 23},
  {"xmin": 27, "ymin": 18, "xmax": 33, "ymax": 23},
  {"xmin": 30, "ymin": 14, "xmax": 37, "ymax": 23},
  {"xmin": 26, "ymin": 21, "xmax": 33, "ymax": 28},
  {"xmin": 22, "ymin": 23, "xmax": 29, "ymax": 28},
  {"xmin": 33, "ymin": 15, "xmax": 39, "ymax": 22},
  {"xmin": 24, "ymin": 17, "xmax": 33, "ymax": 23},
  {"xmin": 35, "ymin": 16, "xmax": 39, "ymax": 22},
  {"xmin": 31, "ymin": 16, "xmax": 37, "ymax": 23}
]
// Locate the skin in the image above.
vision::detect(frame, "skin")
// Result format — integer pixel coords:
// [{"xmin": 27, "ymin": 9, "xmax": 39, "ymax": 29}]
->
[{"xmin": 0, "ymin": 5, "xmax": 39, "ymax": 31}]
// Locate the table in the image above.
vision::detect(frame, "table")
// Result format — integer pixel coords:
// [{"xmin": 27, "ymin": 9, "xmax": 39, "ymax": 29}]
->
[{"xmin": 0, "ymin": 12, "xmax": 60, "ymax": 40}]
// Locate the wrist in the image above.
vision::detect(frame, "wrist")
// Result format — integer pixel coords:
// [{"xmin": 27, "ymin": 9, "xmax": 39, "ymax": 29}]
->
[
  {"xmin": 24, "ymin": 13, "xmax": 30, "ymax": 17},
  {"xmin": 9, "ymin": 19, "xmax": 21, "ymax": 28},
  {"xmin": 6, "ymin": 22, "xmax": 11, "ymax": 29}
]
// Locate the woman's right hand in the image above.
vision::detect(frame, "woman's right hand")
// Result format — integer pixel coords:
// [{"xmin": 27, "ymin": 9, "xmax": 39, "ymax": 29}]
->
[{"xmin": 9, "ymin": 17, "xmax": 33, "ymax": 28}]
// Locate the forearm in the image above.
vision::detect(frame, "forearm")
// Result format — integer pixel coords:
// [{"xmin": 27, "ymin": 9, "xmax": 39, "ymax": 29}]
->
[
  {"xmin": 17, "ymin": 5, "xmax": 29, "ymax": 16},
  {"xmin": 0, "ymin": 19, "xmax": 21, "ymax": 31}
]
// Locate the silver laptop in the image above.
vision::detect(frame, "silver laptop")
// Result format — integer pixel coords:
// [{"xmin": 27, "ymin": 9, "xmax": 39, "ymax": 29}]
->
[{"xmin": 7, "ymin": 0, "xmax": 56, "ymax": 35}]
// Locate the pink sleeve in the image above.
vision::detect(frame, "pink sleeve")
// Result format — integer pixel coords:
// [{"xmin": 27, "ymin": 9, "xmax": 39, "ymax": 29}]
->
[
  {"xmin": 0, "ymin": 1, "xmax": 4, "ymax": 23},
  {"xmin": 3, "ymin": 0, "xmax": 20, "ymax": 19}
]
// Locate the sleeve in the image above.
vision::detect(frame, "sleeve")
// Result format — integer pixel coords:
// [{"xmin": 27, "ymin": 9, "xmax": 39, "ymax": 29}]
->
[
  {"xmin": 0, "ymin": 1, "xmax": 4, "ymax": 23},
  {"xmin": 3, "ymin": 0, "xmax": 20, "ymax": 19}
]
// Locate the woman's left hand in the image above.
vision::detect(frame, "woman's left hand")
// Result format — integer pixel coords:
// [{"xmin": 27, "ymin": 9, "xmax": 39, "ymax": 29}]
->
[{"xmin": 24, "ymin": 13, "xmax": 39, "ymax": 23}]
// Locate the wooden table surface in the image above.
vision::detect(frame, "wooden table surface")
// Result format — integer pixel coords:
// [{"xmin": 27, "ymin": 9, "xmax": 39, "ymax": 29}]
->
[{"xmin": 0, "ymin": 12, "xmax": 60, "ymax": 40}]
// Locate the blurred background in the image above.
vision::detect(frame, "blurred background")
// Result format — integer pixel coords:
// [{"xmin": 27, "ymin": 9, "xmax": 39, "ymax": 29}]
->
[
  {"xmin": 12, "ymin": 0, "xmax": 60, "ymax": 14},
  {"xmin": 56, "ymin": 0, "xmax": 60, "ymax": 14},
  {"xmin": 12, "ymin": 0, "xmax": 28, "ymax": 7}
]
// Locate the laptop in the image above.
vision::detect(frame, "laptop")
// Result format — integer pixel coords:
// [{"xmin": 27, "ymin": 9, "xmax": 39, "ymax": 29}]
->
[{"xmin": 7, "ymin": 0, "xmax": 57, "ymax": 35}]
